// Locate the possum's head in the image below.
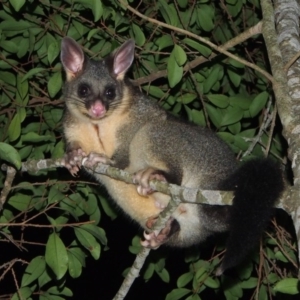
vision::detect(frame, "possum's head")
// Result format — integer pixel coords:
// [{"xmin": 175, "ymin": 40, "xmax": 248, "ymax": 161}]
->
[{"xmin": 61, "ymin": 37, "xmax": 135, "ymax": 122}]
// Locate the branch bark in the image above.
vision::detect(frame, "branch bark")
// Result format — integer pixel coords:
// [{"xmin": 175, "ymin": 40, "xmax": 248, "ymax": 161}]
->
[{"xmin": 261, "ymin": 0, "xmax": 300, "ymax": 266}]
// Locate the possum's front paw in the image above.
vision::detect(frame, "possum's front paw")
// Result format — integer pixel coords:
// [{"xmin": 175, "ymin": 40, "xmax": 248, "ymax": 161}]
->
[
  {"xmin": 63, "ymin": 148, "xmax": 87, "ymax": 176},
  {"xmin": 141, "ymin": 217, "xmax": 173, "ymax": 249},
  {"xmin": 83, "ymin": 152, "xmax": 114, "ymax": 169},
  {"xmin": 133, "ymin": 168, "xmax": 166, "ymax": 196}
]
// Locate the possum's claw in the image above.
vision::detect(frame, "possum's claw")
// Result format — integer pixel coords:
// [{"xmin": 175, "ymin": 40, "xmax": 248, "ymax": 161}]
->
[
  {"xmin": 133, "ymin": 168, "xmax": 166, "ymax": 196},
  {"xmin": 63, "ymin": 150, "xmax": 113, "ymax": 176},
  {"xmin": 63, "ymin": 148, "xmax": 87, "ymax": 176},
  {"xmin": 141, "ymin": 217, "xmax": 174, "ymax": 249},
  {"xmin": 83, "ymin": 152, "xmax": 114, "ymax": 169}
]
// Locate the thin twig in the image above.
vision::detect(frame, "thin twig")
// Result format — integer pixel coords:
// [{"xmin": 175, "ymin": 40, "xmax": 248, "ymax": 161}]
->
[
  {"xmin": 120, "ymin": 1, "xmax": 274, "ymax": 84},
  {"xmin": 113, "ymin": 193, "xmax": 182, "ymax": 300},
  {"xmin": 264, "ymin": 104, "xmax": 278, "ymax": 156},
  {"xmin": 242, "ymin": 98, "xmax": 273, "ymax": 157},
  {"xmin": 0, "ymin": 166, "xmax": 16, "ymax": 211}
]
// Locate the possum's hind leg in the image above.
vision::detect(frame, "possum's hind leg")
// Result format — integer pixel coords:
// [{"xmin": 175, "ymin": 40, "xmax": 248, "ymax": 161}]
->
[{"xmin": 133, "ymin": 167, "xmax": 180, "ymax": 249}]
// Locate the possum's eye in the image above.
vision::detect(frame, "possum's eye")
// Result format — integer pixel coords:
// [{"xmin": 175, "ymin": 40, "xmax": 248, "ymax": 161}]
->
[
  {"xmin": 78, "ymin": 84, "xmax": 90, "ymax": 97},
  {"xmin": 105, "ymin": 87, "xmax": 116, "ymax": 100}
]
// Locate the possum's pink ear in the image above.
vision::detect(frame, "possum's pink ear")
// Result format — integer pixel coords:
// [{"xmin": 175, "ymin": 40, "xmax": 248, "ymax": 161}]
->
[
  {"xmin": 61, "ymin": 37, "xmax": 85, "ymax": 81},
  {"xmin": 113, "ymin": 40, "xmax": 135, "ymax": 80}
]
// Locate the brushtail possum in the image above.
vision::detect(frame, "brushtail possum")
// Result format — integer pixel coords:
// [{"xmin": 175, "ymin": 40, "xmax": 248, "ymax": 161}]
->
[{"xmin": 61, "ymin": 37, "xmax": 284, "ymax": 275}]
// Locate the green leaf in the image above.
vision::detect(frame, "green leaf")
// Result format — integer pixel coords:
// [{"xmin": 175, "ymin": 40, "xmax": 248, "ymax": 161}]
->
[
  {"xmin": 89, "ymin": 206, "xmax": 101, "ymax": 224},
  {"xmin": 155, "ymin": 257, "xmax": 166, "ymax": 272},
  {"xmin": 144, "ymin": 263, "xmax": 155, "ymax": 280},
  {"xmin": 47, "ymin": 72, "xmax": 63, "ymax": 98},
  {"xmin": 237, "ymin": 264, "xmax": 253, "ymax": 281},
  {"xmin": 228, "ymin": 57, "xmax": 245, "ymax": 68},
  {"xmin": 191, "ymin": 109, "xmax": 206, "ymax": 126},
  {"xmin": 144, "ymin": 86, "xmax": 165, "ymax": 98},
  {"xmin": 186, "ymin": 295, "xmax": 201, "ymax": 300},
  {"xmin": 275, "ymin": 250, "xmax": 288, "ymax": 263},
  {"xmin": 11, "ymin": 287, "xmax": 32, "ymax": 300},
  {"xmin": 177, "ymin": 272, "xmax": 193, "ymax": 288},
  {"xmin": 0, "ymin": 58, "xmax": 18, "ymax": 69},
  {"xmin": 8, "ymin": 113, "xmax": 21, "ymax": 142},
  {"xmin": 156, "ymin": 268, "xmax": 170, "ymax": 283},
  {"xmin": 0, "ymin": 71, "xmax": 16, "ymax": 86},
  {"xmin": 178, "ymin": 93, "xmax": 197, "ymax": 104},
  {"xmin": 217, "ymin": 132, "xmax": 235, "ymax": 144},
  {"xmin": 203, "ymin": 65, "xmax": 223, "ymax": 94},
  {"xmin": 183, "ymin": 38, "xmax": 212, "ymax": 57},
  {"xmin": 92, "ymin": 0, "xmax": 103, "ymax": 21},
  {"xmin": 68, "ymin": 245, "xmax": 86, "ymax": 266},
  {"xmin": 74, "ymin": 227, "xmax": 101, "ymax": 259},
  {"xmin": 50, "ymin": 14, "xmax": 64, "ymax": 31},
  {"xmin": 47, "ymin": 41, "xmax": 60, "ymax": 65},
  {"xmin": 224, "ymin": 281, "xmax": 243, "ymax": 298},
  {"xmin": 207, "ymin": 94, "xmax": 229, "ymax": 108},
  {"xmin": 40, "ymin": 294, "xmax": 65, "ymax": 300},
  {"xmin": 0, "ymin": 142, "xmax": 21, "ymax": 169},
  {"xmin": 17, "ymin": 75, "xmax": 29, "ymax": 102},
  {"xmin": 87, "ymin": 28, "xmax": 100, "ymax": 40},
  {"xmin": 48, "ymin": 186, "xmax": 66, "ymax": 204},
  {"xmin": 249, "ymin": 91, "xmax": 268, "ymax": 117},
  {"xmin": 228, "ymin": 122, "xmax": 241, "ymax": 134},
  {"xmin": 0, "ymin": 20, "xmax": 36, "ymax": 31},
  {"xmin": 59, "ymin": 198, "xmax": 79, "ymax": 220},
  {"xmin": 1, "ymin": 40, "xmax": 18, "ymax": 53},
  {"xmin": 45, "ymin": 233, "xmax": 68, "ymax": 280},
  {"xmin": 237, "ymin": 129, "xmax": 256, "ymax": 138},
  {"xmin": 204, "ymin": 276, "xmax": 220, "ymax": 288},
  {"xmin": 227, "ymin": 0, "xmax": 243, "ymax": 17},
  {"xmin": 197, "ymin": 5, "xmax": 214, "ymax": 31},
  {"xmin": 220, "ymin": 107, "xmax": 243, "ymax": 126},
  {"xmin": 47, "ymin": 286, "xmax": 73, "ymax": 297},
  {"xmin": 21, "ymin": 256, "xmax": 46, "ymax": 287},
  {"xmin": 9, "ymin": 0, "xmax": 26, "ymax": 11},
  {"xmin": 240, "ymin": 277, "xmax": 258, "ymax": 289},
  {"xmin": 52, "ymin": 140, "xmax": 65, "ymax": 159},
  {"xmin": 22, "ymin": 67, "xmax": 45, "ymax": 82},
  {"xmin": 16, "ymin": 106, "xmax": 26, "ymax": 123},
  {"xmin": 159, "ymin": 0, "xmax": 179, "ymax": 26},
  {"xmin": 195, "ymin": 266, "xmax": 207, "ymax": 281},
  {"xmin": 22, "ymin": 132, "xmax": 53, "ymax": 143},
  {"xmin": 8, "ymin": 194, "xmax": 32, "ymax": 211},
  {"xmin": 274, "ymin": 278, "xmax": 300, "ymax": 295},
  {"xmin": 84, "ymin": 194, "xmax": 98, "ymax": 215},
  {"xmin": 227, "ymin": 68, "xmax": 241, "ymax": 87},
  {"xmin": 68, "ymin": 251, "xmax": 83, "ymax": 278},
  {"xmin": 79, "ymin": 224, "xmax": 107, "ymax": 245},
  {"xmin": 205, "ymin": 104, "xmax": 222, "ymax": 128},
  {"xmin": 174, "ymin": 44, "xmax": 187, "ymax": 66},
  {"xmin": 258, "ymin": 284, "xmax": 268, "ymax": 300},
  {"xmin": 166, "ymin": 288, "xmax": 191, "ymax": 300},
  {"xmin": 177, "ymin": 0, "xmax": 188, "ymax": 9},
  {"xmin": 230, "ymin": 95, "xmax": 252, "ymax": 110},
  {"xmin": 132, "ymin": 23, "xmax": 145, "ymax": 46},
  {"xmin": 234, "ymin": 135, "xmax": 250, "ymax": 151},
  {"xmin": 167, "ymin": 52, "xmax": 183, "ymax": 88},
  {"xmin": 156, "ymin": 35, "xmax": 173, "ymax": 50},
  {"xmin": 38, "ymin": 269, "xmax": 52, "ymax": 288}
]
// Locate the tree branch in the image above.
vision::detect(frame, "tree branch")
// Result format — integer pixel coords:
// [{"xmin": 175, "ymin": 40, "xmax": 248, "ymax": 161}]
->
[{"xmin": 19, "ymin": 158, "xmax": 235, "ymax": 206}]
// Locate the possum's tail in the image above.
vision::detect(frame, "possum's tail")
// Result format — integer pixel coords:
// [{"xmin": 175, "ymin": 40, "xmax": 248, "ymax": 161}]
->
[{"xmin": 216, "ymin": 158, "xmax": 284, "ymax": 275}]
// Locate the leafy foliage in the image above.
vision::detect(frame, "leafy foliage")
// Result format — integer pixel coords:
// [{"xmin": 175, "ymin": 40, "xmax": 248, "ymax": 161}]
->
[{"xmin": 0, "ymin": 0, "xmax": 298, "ymax": 299}]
